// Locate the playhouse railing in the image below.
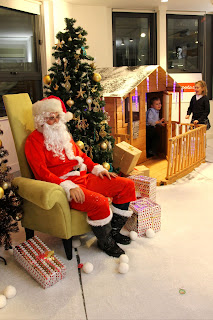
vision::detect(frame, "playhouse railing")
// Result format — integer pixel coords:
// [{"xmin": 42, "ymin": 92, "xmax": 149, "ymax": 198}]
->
[{"xmin": 166, "ymin": 124, "xmax": 206, "ymax": 180}]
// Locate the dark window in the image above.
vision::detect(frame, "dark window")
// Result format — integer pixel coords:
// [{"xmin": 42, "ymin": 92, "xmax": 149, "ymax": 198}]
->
[
  {"xmin": 0, "ymin": 6, "xmax": 42, "ymax": 117},
  {"xmin": 113, "ymin": 12, "xmax": 156, "ymax": 67},
  {"xmin": 167, "ymin": 14, "xmax": 204, "ymax": 73}
]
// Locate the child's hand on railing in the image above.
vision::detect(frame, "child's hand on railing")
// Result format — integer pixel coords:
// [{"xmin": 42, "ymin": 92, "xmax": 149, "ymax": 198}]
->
[
  {"xmin": 185, "ymin": 115, "xmax": 190, "ymax": 119},
  {"xmin": 193, "ymin": 120, "xmax": 199, "ymax": 125}
]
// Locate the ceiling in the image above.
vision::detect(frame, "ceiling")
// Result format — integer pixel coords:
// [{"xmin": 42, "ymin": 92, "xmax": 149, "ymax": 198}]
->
[{"xmin": 68, "ymin": 0, "xmax": 213, "ymax": 14}]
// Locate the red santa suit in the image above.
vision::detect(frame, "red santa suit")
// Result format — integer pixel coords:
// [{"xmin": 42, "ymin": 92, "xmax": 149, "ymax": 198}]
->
[{"xmin": 25, "ymin": 130, "xmax": 136, "ymax": 226}]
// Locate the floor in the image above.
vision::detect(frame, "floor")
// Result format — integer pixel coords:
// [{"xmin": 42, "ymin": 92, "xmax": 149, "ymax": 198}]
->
[{"xmin": 0, "ymin": 140, "xmax": 213, "ymax": 320}]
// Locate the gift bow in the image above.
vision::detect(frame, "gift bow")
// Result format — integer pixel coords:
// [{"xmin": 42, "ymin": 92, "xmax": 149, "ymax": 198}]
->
[{"xmin": 36, "ymin": 250, "xmax": 55, "ymax": 260}]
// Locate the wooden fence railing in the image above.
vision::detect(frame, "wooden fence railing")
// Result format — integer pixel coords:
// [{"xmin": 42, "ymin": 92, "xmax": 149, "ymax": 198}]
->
[{"xmin": 166, "ymin": 124, "xmax": 206, "ymax": 180}]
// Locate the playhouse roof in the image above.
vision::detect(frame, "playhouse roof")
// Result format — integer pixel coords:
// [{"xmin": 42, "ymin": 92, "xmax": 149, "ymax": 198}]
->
[{"xmin": 97, "ymin": 65, "xmax": 180, "ymax": 98}]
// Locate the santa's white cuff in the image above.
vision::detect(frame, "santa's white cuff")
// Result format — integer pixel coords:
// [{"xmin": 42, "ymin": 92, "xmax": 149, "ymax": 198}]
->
[
  {"xmin": 60, "ymin": 180, "xmax": 78, "ymax": 202},
  {"xmin": 87, "ymin": 209, "xmax": 113, "ymax": 227},
  {"xmin": 91, "ymin": 164, "xmax": 106, "ymax": 176},
  {"xmin": 75, "ymin": 156, "xmax": 84, "ymax": 166},
  {"xmin": 111, "ymin": 204, "xmax": 133, "ymax": 217}
]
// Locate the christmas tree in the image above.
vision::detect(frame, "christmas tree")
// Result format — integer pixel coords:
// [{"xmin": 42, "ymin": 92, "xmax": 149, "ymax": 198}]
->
[
  {"xmin": 43, "ymin": 18, "xmax": 114, "ymax": 169},
  {"xmin": 0, "ymin": 127, "xmax": 23, "ymax": 251}
]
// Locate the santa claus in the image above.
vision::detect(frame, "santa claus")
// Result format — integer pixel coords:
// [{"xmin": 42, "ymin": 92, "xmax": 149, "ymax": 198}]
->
[{"xmin": 25, "ymin": 96, "xmax": 136, "ymax": 257}]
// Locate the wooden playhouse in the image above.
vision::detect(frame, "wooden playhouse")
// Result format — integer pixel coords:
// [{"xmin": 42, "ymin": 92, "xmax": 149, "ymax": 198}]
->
[{"xmin": 97, "ymin": 66, "xmax": 207, "ymax": 185}]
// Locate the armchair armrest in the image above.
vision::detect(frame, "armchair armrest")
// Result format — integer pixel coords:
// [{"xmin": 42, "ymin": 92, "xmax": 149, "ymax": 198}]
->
[{"xmin": 12, "ymin": 177, "xmax": 70, "ymax": 212}]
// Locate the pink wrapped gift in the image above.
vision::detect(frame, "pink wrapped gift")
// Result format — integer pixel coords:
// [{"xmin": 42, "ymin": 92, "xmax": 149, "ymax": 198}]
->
[
  {"xmin": 13, "ymin": 236, "xmax": 66, "ymax": 289},
  {"xmin": 125, "ymin": 198, "xmax": 161, "ymax": 237},
  {"xmin": 128, "ymin": 175, "xmax": 156, "ymax": 202}
]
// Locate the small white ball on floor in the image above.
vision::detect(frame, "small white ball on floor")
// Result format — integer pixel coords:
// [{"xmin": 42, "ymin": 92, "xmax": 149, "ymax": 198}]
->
[
  {"xmin": 145, "ymin": 228, "xmax": 155, "ymax": 238},
  {"xmin": 3, "ymin": 285, "xmax": 17, "ymax": 299},
  {"xmin": 0, "ymin": 295, "xmax": 7, "ymax": 309},
  {"xmin": 118, "ymin": 262, "xmax": 129, "ymax": 274},
  {"xmin": 129, "ymin": 231, "xmax": 138, "ymax": 240},
  {"xmin": 119, "ymin": 254, "xmax": 129, "ymax": 264},
  {"xmin": 72, "ymin": 239, "xmax": 81, "ymax": 248},
  {"xmin": 82, "ymin": 262, "xmax": 94, "ymax": 274}
]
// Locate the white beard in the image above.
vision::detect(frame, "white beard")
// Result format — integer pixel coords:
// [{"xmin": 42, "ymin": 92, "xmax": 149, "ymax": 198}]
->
[{"xmin": 43, "ymin": 121, "xmax": 75, "ymax": 161}]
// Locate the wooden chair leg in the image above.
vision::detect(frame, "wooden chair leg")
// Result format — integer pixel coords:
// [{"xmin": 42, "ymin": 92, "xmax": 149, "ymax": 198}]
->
[
  {"xmin": 62, "ymin": 237, "xmax": 73, "ymax": 260},
  {"xmin": 25, "ymin": 228, "xmax": 34, "ymax": 240}
]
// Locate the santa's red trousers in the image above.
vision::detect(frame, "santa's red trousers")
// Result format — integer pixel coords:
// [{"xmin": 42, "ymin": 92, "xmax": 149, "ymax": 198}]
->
[{"xmin": 68, "ymin": 174, "xmax": 136, "ymax": 226}]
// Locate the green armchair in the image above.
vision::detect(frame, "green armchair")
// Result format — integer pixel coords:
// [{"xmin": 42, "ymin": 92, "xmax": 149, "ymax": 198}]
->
[{"xmin": 3, "ymin": 93, "xmax": 91, "ymax": 260}]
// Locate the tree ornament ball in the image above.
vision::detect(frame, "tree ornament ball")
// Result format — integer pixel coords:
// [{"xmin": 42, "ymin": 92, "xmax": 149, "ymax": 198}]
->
[
  {"xmin": 72, "ymin": 239, "xmax": 81, "ymax": 248},
  {"xmin": 43, "ymin": 75, "xmax": 51, "ymax": 85},
  {"xmin": 102, "ymin": 162, "xmax": 110, "ymax": 171},
  {"xmin": 145, "ymin": 228, "xmax": 155, "ymax": 238},
  {"xmin": 92, "ymin": 73, "xmax": 101, "ymax": 82},
  {"xmin": 82, "ymin": 262, "xmax": 94, "ymax": 274},
  {"xmin": 118, "ymin": 262, "xmax": 129, "ymax": 274},
  {"xmin": 78, "ymin": 34, "xmax": 82, "ymax": 39},
  {"xmin": 0, "ymin": 187, "xmax": 4, "ymax": 199},
  {"xmin": 119, "ymin": 254, "xmax": 129, "ymax": 264},
  {"xmin": 100, "ymin": 142, "xmax": 107, "ymax": 150},
  {"xmin": 0, "ymin": 139, "xmax": 2, "ymax": 148},
  {"xmin": 66, "ymin": 99, "xmax": 75, "ymax": 107},
  {"xmin": 3, "ymin": 285, "xmax": 17, "ymax": 299},
  {"xmin": 2, "ymin": 181, "xmax": 9, "ymax": 190},
  {"xmin": 76, "ymin": 140, "xmax": 84, "ymax": 150},
  {"xmin": 0, "ymin": 295, "xmax": 7, "ymax": 309},
  {"xmin": 15, "ymin": 212, "xmax": 23, "ymax": 221},
  {"xmin": 129, "ymin": 231, "xmax": 138, "ymax": 241}
]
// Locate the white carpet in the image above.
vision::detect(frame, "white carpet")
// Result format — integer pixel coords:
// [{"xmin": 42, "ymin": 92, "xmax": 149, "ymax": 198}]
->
[{"xmin": 1, "ymin": 140, "xmax": 213, "ymax": 320}]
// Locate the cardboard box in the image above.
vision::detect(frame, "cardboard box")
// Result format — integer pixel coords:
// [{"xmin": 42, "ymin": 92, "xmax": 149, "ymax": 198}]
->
[
  {"xmin": 125, "ymin": 198, "xmax": 161, "ymax": 237},
  {"xmin": 128, "ymin": 175, "xmax": 156, "ymax": 202},
  {"xmin": 113, "ymin": 141, "xmax": 142, "ymax": 175},
  {"xmin": 128, "ymin": 165, "xmax": 150, "ymax": 177},
  {"xmin": 14, "ymin": 236, "xmax": 66, "ymax": 289}
]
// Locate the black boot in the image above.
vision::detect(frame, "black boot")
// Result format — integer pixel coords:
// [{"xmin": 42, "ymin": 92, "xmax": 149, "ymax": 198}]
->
[
  {"xmin": 111, "ymin": 203, "xmax": 132, "ymax": 245},
  {"xmin": 91, "ymin": 223, "xmax": 125, "ymax": 258}
]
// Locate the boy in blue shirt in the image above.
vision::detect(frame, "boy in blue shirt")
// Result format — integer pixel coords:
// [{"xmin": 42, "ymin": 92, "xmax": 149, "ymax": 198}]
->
[{"xmin": 146, "ymin": 97, "xmax": 166, "ymax": 157}]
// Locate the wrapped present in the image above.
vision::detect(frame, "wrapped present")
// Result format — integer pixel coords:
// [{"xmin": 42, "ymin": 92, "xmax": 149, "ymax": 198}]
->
[
  {"xmin": 128, "ymin": 175, "xmax": 156, "ymax": 202},
  {"xmin": 113, "ymin": 141, "xmax": 142, "ymax": 175},
  {"xmin": 13, "ymin": 236, "xmax": 66, "ymax": 289},
  {"xmin": 127, "ymin": 165, "xmax": 150, "ymax": 177},
  {"xmin": 125, "ymin": 198, "xmax": 161, "ymax": 237}
]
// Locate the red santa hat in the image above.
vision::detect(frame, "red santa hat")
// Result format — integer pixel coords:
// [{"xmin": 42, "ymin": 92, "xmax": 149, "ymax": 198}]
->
[{"xmin": 32, "ymin": 95, "xmax": 73, "ymax": 122}]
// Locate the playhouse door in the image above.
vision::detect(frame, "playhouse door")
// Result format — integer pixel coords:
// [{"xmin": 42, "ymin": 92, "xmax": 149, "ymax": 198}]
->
[{"xmin": 162, "ymin": 92, "xmax": 172, "ymax": 157}]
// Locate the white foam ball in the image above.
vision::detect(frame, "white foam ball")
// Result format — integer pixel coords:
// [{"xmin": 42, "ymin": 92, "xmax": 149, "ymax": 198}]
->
[
  {"xmin": 72, "ymin": 239, "xmax": 81, "ymax": 248},
  {"xmin": 145, "ymin": 228, "xmax": 155, "ymax": 238},
  {"xmin": 82, "ymin": 262, "xmax": 94, "ymax": 274},
  {"xmin": 0, "ymin": 295, "xmax": 7, "ymax": 309},
  {"xmin": 119, "ymin": 254, "xmax": 129, "ymax": 264},
  {"xmin": 118, "ymin": 262, "xmax": 129, "ymax": 274},
  {"xmin": 129, "ymin": 231, "xmax": 138, "ymax": 240},
  {"xmin": 3, "ymin": 285, "xmax": 17, "ymax": 299}
]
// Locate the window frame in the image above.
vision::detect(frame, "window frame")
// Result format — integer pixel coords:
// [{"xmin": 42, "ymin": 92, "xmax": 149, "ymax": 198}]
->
[{"xmin": 166, "ymin": 14, "xmax": 204, "ymax": 73}]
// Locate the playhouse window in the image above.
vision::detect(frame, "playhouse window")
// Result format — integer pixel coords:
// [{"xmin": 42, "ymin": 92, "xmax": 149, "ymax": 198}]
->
[
  {"xmin": 167, "ymin": 14, "xmax": 203, "ymax": 73},
  {"xmin": 125, "ymin": 96, "xmax": 140, "ymax": 123}
]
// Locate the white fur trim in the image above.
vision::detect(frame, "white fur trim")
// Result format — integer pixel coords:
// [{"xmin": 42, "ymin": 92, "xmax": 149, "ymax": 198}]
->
[
  {"xmin": 87, "ymin": 209, "xmax": 113, "ymax": 227},
  {"xmin": 60, "ymin": 180, "xmax": 78, "ymax": 201},
  {"xmin": 91, "ymin": 164, "xmax": 106, "ymax": 176},
  {"xmin": 64, "ymin": 112, "xmax": 73, "ymax": 122},
  {"xmin": 75, "ymin": 156, "xmax": 84, "ymax": 166},
  {"xmin": 59, "ymin": 171, "xmax": 81, "ymax": 179},
  {"xmin": 80, "ymin": 163, "xmax": 87, "ymax": 171},
  {"xmin": 32, "ymin": 99, "xmax": 62, "ymax": 116},
  {"xmin": 111, "ymin": 204, "xmax": 133, "ymax": 218}
]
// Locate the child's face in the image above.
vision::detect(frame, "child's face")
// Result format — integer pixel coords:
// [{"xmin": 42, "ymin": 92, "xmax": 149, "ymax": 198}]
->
[
  {"xmin": 194, "ymin": 83, "xmax": 203, "ymax": 95},
  {"xmin": 152, "ymin": 99, "xmax": 162, "ymax": 110}
]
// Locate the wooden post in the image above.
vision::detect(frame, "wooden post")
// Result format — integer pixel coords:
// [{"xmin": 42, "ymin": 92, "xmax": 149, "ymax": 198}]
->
[{"xmin": 129, "ymin": 93, "xmax": 133, "ymax": 144}]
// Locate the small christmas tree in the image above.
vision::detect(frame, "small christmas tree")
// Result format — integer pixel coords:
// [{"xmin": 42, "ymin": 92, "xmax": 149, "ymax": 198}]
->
[
  {"xmin": 0, "ymin": 128, "xmax": 23, "ymax": 251},
  {"xmin": 43, "ymin": 18, "xmax": 114, "ymax": 169}
]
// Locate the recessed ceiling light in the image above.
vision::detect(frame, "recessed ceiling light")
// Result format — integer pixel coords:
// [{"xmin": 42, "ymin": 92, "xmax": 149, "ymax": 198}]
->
[
  {"xmin": 141, "ymin": 33, "xmax": 146, "ymax": 38},
  {"xmin": 129, "ymin": 38, "xmax": 133, "ymax": 42},
  {"xmin": 161, "ymin": 0, "xmax": 168, "ymax": 2}
]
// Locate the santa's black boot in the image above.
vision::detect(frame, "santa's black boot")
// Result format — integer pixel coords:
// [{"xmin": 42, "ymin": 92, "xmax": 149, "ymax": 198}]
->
[
  {"xmin": 111, "ymin": 203, "xmax": 132, "ymax": 245},
  {"xmin": 91, "ymin": 223, "xmax": 125, "ymax": 258}
]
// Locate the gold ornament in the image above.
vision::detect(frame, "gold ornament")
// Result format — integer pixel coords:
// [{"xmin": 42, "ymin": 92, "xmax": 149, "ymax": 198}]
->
[
  {"xmin": 93, "ymin": 99, "xmax": 101, "ymax": 112},
  {"xmin": 76, "ymin": 86, "xmax": 86, "ymax": 98},
  {"xmin": 78, "ymin": 34, "xmax": 82, "ymax": 39},
  {"xmin": 0, "ymin": 186, "xmax": 4, "ymax": 199},
  {"xmin": 100, "ymin": 142, "xmax": 107, "ymax": 150},
  {"xmin": 66, "ymin": 99, "xmax": 74, "ymax": 107},
  {"xmin": 43, "ymin": 75, "xmax": 51, "ymax": 85},
  {"xmin": 99, "ymin": 125, "xmax": 107, "ymax": 138},
  {"xmin": 102, "ymin": 162, "xmax": 110, "ymax": 171},
  {"xmin": 89, "ymin": 146, "xmax": 93, "ymax": 159},
  {"xmin": 68, "ymin": 37, "xmax": 72, "ymax": 41},
  {"xmin": 0, "ymin": 139, "xmax": 2, "ymax": 148},
  {"xmin": 76, "ymin": 140, "xmax": 84, "ymax": 150},
  {"xmin": 55, "ymin": 40, "xmax": 63, "ymax": 49},
  {"xmin": 91, "ymin": 86, "xmax": 97, "ymax": 93},
  {"xmin": 86, "ymin": 97, "xmax": 93, "ymax": 111},
  {"xmin": 92, "ymin": 73, "xmax": 101, "ymax": 82},
  {"xmin": 2, "ymin": 181, "xmax": 9, "ymax": 190},
  {"xmin": 74, "ymin": 54, "xmax": 80, "ymax": 60},
  {"xmin": 54, "ymin": 84, "xmax": 59, "ymax": 91},
  {"xmin": 95, "ymin": 130, "xmax": 99, "ymax": 141},
  {"xmin": 90, "ymin": 62, "xmax": 96, "ymax": 69}
]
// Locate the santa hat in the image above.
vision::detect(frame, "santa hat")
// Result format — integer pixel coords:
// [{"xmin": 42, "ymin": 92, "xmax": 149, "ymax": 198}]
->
[{"xmin": 32, "ymin": 96, "xmax": 73, "ymax": 122}]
